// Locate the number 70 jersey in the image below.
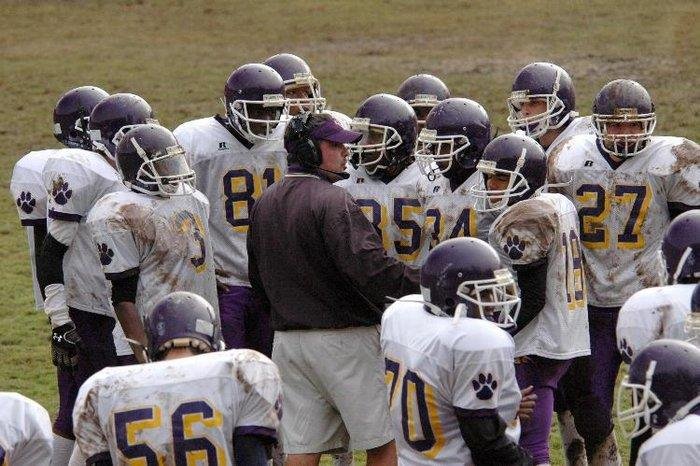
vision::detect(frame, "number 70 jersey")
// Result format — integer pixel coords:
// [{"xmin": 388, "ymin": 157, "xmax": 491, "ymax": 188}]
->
[
  {"xmin": 73, "ymin": 349, "xmax": 282, "ymax": 465},
  {"xmin": 548, "ymin": 135, "xmax": 700, "ymax": 307},
  {"xmin": 174, "ymin": 116, "xmax": 287, "ymax": 287}
]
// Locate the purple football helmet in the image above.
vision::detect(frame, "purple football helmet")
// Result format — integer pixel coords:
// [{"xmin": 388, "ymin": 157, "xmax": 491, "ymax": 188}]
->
[
  {"xmin": 593, "ymin": 79, "xmax": 656, "ymax": 158},
  {"xmin": 659, "ymin": 210, "xmax": 700, "ymax": 285},
  {"xmin": 507, "ymin": 62, "xmax": 577, "ymax": 139},
  {"xmin": 53, "ymin": 86, "xmax": 109, "ymax": 150},
  {"xmin": 115, "ymin": 124, "xmax": 195, "ymax": 197},
  {"xmin": 224, "ymin": 63, "xmax": 286, "ymax": 141},
  {"xmin": 88, "ymin": 93, "xmax": 156, "ymax": 160},
  {"xmin": 144, "ymin": 291, "xmax": 224, "ymax": 362},
  {"xmin": 397, "ymin": 74, "xmax": 450, "ymax": 129},
  {"xmin": 348, "ymin": 93, "xmax": 417, "ymax": 177},
  {"xmin": 420, "ymin": 237, "xmax": 520, "ymax": 328},
  {"xmin": 414, "ymin": 98, "xmax": 491, "ymax": 180},
  {"xmin": 617, "ymin": 339, "xmax": 700, "ymax": 438},
  {"xmin": 264, "ymin": 53, "xmax": 325, "ymax": 114},
  {"xmin": 471, "ymin": 133, "xmax": 547, "ymax": 212},
  {"xmin": 689, "ymin": 284, "xmax": 700, "ymax": 347}
]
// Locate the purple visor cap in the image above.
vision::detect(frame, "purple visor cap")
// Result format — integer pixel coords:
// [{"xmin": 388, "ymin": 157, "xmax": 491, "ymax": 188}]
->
[{"xmin": 311, "ymin": 118, "xmax": 363, "ymax": 144}]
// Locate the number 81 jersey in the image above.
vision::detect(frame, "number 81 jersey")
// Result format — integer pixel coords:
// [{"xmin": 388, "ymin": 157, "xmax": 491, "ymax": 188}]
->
[
  {"xmin": 174, "ymin": 116, "xmax": 287, "ymax": 287},
  {"xmin": 73, "ymin": 349, "xmax": 282, "ymax": 465},
  {"xmin": 548, "ymin": 135, "xmax": 700, "ymax": 307}
]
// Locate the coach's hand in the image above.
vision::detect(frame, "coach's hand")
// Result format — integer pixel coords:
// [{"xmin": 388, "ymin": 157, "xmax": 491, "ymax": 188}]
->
[{"xmin": 51, "ymin": 323, "xmax": 82, "ymax": 370}]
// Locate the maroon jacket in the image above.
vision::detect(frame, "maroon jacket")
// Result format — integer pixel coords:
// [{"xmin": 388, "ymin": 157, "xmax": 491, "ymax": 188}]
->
[{"xmin": 247, "ymin": 166, "xmax": 420, "ymax": 330}]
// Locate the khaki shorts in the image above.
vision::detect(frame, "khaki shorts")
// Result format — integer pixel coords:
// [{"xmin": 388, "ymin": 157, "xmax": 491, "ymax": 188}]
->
[{"xmin": 272, "ymin": 326, "xmax": 393, "ymax": 454}]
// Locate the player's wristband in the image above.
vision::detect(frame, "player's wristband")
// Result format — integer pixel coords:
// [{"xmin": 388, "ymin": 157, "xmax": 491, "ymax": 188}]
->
[{"xmin": 44, "ymin": 283, "xmax": 72, "ymax": 328}]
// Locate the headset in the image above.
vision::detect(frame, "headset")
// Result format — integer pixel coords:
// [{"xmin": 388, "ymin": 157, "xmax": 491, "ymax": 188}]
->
[{"xmin": 288, "ymin": 112, "xmax": 322, "ymax": 167}]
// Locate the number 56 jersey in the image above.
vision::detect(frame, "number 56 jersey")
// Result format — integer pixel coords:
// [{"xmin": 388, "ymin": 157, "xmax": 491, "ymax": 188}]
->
[
  {"xmin": 548, "ymin": 135, "xmax": 700, "ymax": 307},
  {"xmin": 174, "ymin": 116, "xmax": 287, "ymax": 288},
  {"xmin": 380, "ymin": 296, "xmax": 521, "ymax": 465},
  {"xmin": 73, "ymin": 349, "xmax": 282, "ymax": 465}
]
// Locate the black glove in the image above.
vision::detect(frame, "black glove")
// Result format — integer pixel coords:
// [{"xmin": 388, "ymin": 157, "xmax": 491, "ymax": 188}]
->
[{"xmin": 51, "ymin": 323, "xmax": 82, "ymax": 370}]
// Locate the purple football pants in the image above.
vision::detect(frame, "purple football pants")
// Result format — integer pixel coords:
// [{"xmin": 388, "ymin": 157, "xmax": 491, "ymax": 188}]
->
[
  {"xmin": 218, "ymin": 285, "xmax": 272, "ymax": 356},
  {"xmin": 54, "ymin": 309, "xmax": 135, "ymax": 438},
  {"xmin": 587, "ymin": 306, "xmax": 622, "ymax": 415},
  {"xmin": 515, "ymin": 356, "xmax": 573, "ymax": 464}
]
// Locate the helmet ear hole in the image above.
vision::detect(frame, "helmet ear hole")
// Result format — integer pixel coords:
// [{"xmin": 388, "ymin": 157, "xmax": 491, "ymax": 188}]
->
[{"xmin": 444, "ymin": 297, "xmax": 455, "ymax": 309}]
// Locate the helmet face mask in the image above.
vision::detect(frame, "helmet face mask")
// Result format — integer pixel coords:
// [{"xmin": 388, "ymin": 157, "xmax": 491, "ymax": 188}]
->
[
  {"xmin": 228, "ymin": 94, "xmax": 286, "ymax": 141},
  {"xmin": 617, "ymin": 360, "xmax": 663, "ymax": 438},
  {"xmin": 397, "ymin": 74, "xmax": 451, "ymax": 130},
  {"xmin": 348, "ymin": 117, "xmax": 403, "ymax": 176},
  {"xmin": 472, "ymin": 154, "xmax": 530, "ymax": 212},
  {"xmin": 127, "ymin": 137, "xmax": 196, "ymax": 197},
  {"xmin": 414, "ymin": 128, "xmax": 470, "ymax": 179},
  {"xmin": 455, "ymin": 268, "xmax": 521, "ymax": 329},
  {"xmin": 507, "ymin": 92, "xmax": 569, "ymax": 139},
  {"xmin": 283, "ymin": 73, "xmax": 326, "ymax": 115}
]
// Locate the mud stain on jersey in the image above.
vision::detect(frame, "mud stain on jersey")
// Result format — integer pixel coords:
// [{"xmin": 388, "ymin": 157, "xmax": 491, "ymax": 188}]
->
[
  {"xmin": 235, "ymin": 366, "xmax": 253, "ymax": 394},
  {"xmin": 671, "ymin": 140, "xmax": 700, "ymax": 172},
  {"xmin": 111, "ymin": 202, "xmax": 156, "ymax": 243},
  {"xmin": 635, "ymin": 259, "xmax": 660, "ymax": 289}
]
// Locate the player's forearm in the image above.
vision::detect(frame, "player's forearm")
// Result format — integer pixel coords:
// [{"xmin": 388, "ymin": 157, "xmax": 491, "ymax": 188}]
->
[
  {"xmin": 455, "ymin": 409, "xmax": 533, "ymax": 466},
  {"xmin": 512, "ymin": 259, "xmax": 548, "ymax": 334},
  {"xmin": 114, "ymin": 301, "xmax": 147, "ymax": 363},
  {"xmin": 36, "ymin": 233, "xmax": 68, "ymax": 293},
  {"xmin": 232, "ymin": 434, "xmax": 269, "ymax": 466}
]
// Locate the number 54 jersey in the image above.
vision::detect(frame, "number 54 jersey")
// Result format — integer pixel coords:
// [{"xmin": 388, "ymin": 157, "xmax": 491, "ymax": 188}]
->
[
  {"xmin": 380, "ymin": 296, "xmax": 522, "ymax": 465},
  {"xmin": 73, "ymin": 349, "xmax": 282, "ymax": 465},
  {"xmin": 548, "ymin": 135, "xmax": 700, "ymax": 307},
  {"xmin": 174, "ymin": 116, "xmax": 287, "ymax": 288}
]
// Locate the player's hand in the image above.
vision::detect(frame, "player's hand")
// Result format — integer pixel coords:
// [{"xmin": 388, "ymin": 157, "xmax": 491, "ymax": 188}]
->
[
  {"xmin": 51, "ymin": 323, "xmax": 82, "ymax": 370},
  {"xmin": 215, "ymin": 268, "xmax": 230, "ymax": 294},
  {"xmin": 518, "ymin": 385, "xmax": 537, "ymax": 422}
]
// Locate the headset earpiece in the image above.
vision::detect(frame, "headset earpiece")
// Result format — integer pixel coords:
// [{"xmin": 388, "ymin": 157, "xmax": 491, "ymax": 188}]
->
[{"xmin": 290, "ymin": 113, "xmax": 321, "ymax": 167}]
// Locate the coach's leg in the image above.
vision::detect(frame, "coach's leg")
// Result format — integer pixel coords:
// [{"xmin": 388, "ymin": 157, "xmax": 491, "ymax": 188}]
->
[{"xmin": 365, "ymin": 441, "xmax": 397, "ymax": 466}]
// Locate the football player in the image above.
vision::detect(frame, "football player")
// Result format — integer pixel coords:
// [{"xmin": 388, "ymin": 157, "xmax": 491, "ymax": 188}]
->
[
  {"xmin": 0, "ymin": 392, "xmax": 53, "ymax": 465},
  {"xmin": 477, "ymin": 133, "xmax": 590, "ymax": 465},
  {"xmin": 13, "ymin": 87, "xmax": 129, "ymax": 465},
  {"xmin": 616, "ymin": 339, "xmax": 700, "ymax": 466},
  {"xmin": 615, "ymin": 210, "xmax": 699, "ymax": 463},
  {"xmin": 397, "ymin": 73, "xmax": 451, "ymax": 130},
  {"xmin": 264, "ymin": 52, "xmax": 326, "ymax": 116},
  {"xmin": 549, "ymin": 79, "xmax": 700, "ymax": 465},
  {"xmin": 72, "ymin": 291, "xmax": 281, "ymax": 466},
  {"xmin": 413, "ymin": 97, "xmax": 492, "ymax": 244},
  {"xmin": 380, "ymin": 237, "xmax": 532, "ymax": 465},
  {"xmin": 87, "ymin": 124, "xmax": 219, "ymax": 363},
  {"xmin": 339, "ymin": 93, "xmax": 429, "ymax": 265},
  {"xmin": 173, "ymin": 63, "xmax": 287, "ymax": 355},
  {"xmin": 506, "ymin": 62, "xmax": 593, "ymax": 156}
]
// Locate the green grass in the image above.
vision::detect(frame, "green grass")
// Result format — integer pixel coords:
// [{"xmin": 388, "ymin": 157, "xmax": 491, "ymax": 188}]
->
[{"xmin": 1, "ymin": 1, "xmax": 697, "ymax": 464}]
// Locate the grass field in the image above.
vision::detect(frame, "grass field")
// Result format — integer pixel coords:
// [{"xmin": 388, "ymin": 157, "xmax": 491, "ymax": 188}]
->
[{"xmin": 1, "ymin": 1, "xmax": 698, "ymax": 464}]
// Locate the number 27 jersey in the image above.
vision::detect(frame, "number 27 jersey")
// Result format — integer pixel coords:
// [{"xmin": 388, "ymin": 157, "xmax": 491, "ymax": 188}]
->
[
  {"xmin": 174, "ymin": 116, "xmax": 287, "ymax": 287},
  {"xmin": 548, "ymin": 135, "xmax": 700, "ymax": 307}
]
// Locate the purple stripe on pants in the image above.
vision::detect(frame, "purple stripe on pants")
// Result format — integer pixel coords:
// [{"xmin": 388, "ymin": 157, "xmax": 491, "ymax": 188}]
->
[
  {"xmin": 515, "ymin": 356, "xmax": 572, "ymax": 464},
  {"xmin": 218, "ymin": 285, "xmax": 272, "ymax": 356}
]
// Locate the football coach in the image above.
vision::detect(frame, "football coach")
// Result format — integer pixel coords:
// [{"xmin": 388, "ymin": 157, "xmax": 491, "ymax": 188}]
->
[{"xmin": 248, "ymin": 112, "xmax": 419, "ymax": 465}]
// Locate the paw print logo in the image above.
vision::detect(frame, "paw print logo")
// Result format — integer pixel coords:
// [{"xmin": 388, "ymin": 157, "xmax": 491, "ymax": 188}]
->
[
  {"xmin": 97, "ymin": 243, "xmax": 114, "ymax": 265},
  {"xmin": 472, "ymin": 372, "xmax": 498, "ymax": 400},
  {"xmin": 619, "ymin": 338, "xmax": 634, "ymax": 363},
  {"xmin": 51, "ymin": 177, "xmax": 73, "ymax": 205},
  {"xmin": 16, "ymin": 191, "xmax": 36, "ymax": 214},
  {"xmin": 503, "ymin": 235, "xmax": 525, "ymax": 260}
]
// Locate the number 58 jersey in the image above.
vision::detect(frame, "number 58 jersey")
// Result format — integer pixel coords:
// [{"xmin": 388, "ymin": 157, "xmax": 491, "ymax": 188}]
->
[
  {"xmin": 548, "ymin": 135, "xmax": 700, "ymax": 307},
  {"xmin": 73, "ymin": 349, "xmax": 282, "ymax": 465},
  {"xmin": 174, "ymin": 116, "xmax": 287, "ymax": 287}
]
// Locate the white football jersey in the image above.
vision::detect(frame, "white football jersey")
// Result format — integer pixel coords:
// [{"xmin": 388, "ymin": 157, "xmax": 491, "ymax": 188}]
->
[
  {"xmin": 73, "ymin": 349, "xmax": 281, "ymax": 464},
  {"xmin": 422, "ymin": 171, "xmax": 482, "ymax": 249},
  {"xmin": 42, "ymin": 149, "xmax": 126, "ymax": 316},
  {"xmin": 337, "ymin": 163, "xmax": 432, "ymax": 265},
  {"xmin": 548, "ymin": 135, "xmax": 700, "ymax": 307},
  {"xmin": 545, "ymin": 115, "xmax": 594, "ymax": 158},
  {"xmin": 0, "ymin": 392, "xmax": 52, "ymax": 466},
  {"xmin": 616, "ymin": 284, "xmax": 694, "ymax": 362},
  {"xmin": 87, "ymin": 189, "xmax": 218, "ymax": 319},
  {"xmin": 381, "ymin": 296, "xmax": 521, "ymax": 465},
  {"xmin": 636, "ymin": 414, "xmax": 700, "ymax": 466},
  {"xmin": 174, "ymin": 116, "xmax": 287, "ymax": 287},
  {"xmin": 10, "ymin": 149, "xmax": 54, "ymax": 310},
  {"xmin": 489, "ymin": 192, "xmax": 590, "ymax": 359}
]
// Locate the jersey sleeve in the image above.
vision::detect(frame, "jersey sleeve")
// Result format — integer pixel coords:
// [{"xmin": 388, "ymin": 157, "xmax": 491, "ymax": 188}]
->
[
  {"xmin": 451, "ymin": 335, "xmax": 518, "ymax": 418},
  {"xmin": 616, "ymin": 300, "xmax": 659, "ymax": 364},
  {"xmin": 10, "ymin": 165, "xmax": 48, "ymax": 226},
  {"xmin": 663, "ymin": 139, "xmax": 700, "ymax": 207},
  {"xmin": 489, "ymin": 199, "xmax": 557, "ymax": 267},
  {"xmin": 86, "ymin": 197, "xmax": 143, "ymax": 278},
  {"xmin": 72, "ymin": 379, "xmax": 111, "ymax": 461},
  {"xmin": 43, "ymin": 158, "xmax": 96, "ymax": 222},
  {"xmin": 232, "ymin": 351, "xmax": 282, "ymax": 441}
]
